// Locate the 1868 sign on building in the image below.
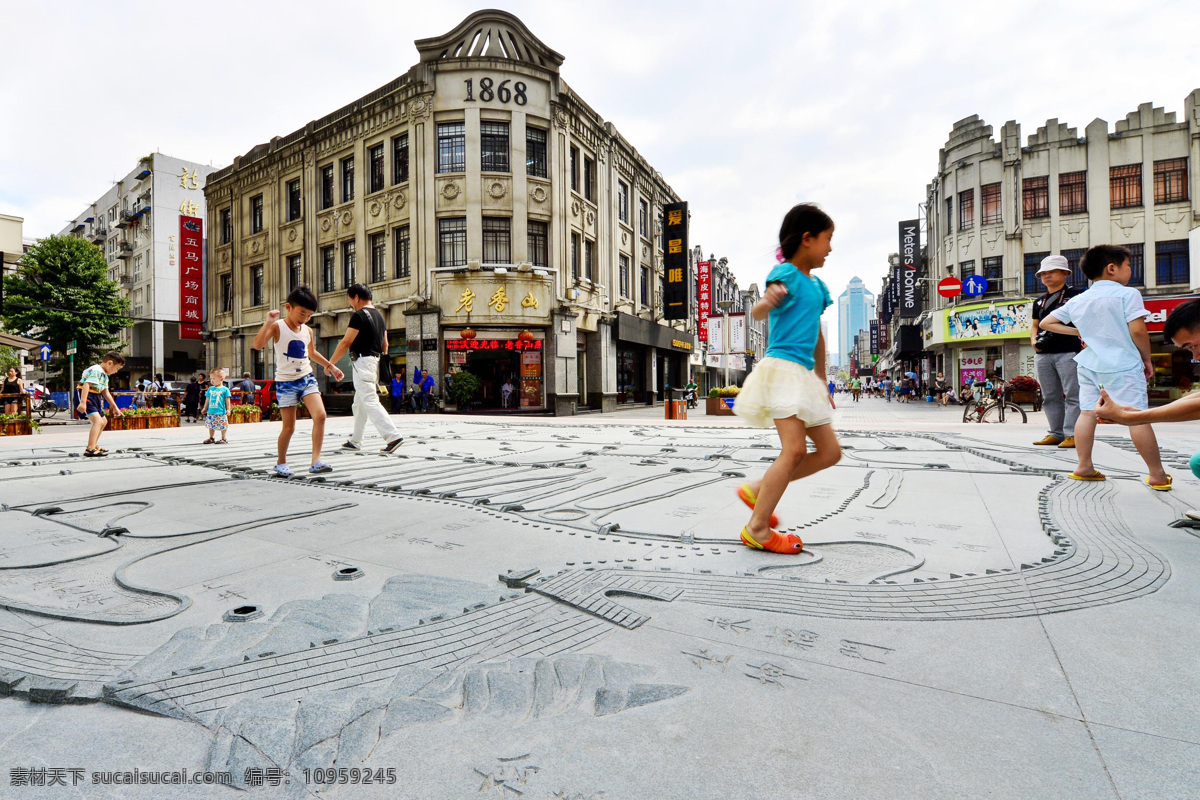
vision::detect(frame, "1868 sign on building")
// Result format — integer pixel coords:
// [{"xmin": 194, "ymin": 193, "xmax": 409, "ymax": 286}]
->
[{"xmin": 662, "ymin": 201, "xmax": 688, "ymax": 320}]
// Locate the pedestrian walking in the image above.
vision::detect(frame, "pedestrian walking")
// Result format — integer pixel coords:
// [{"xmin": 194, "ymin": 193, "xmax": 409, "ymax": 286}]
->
[
  {"xmin": 390, "ymin": 371, "xmax": 405, "ymax": 414},
  {"xmin": 2, "ymin": 367, "xmax": 24, "ymax": 415},
  {"xmin": 201, "ymin": 368, "xmax": 231, "ymax": 444},
  {"xmin": 237, "ymin": 371, "xmax": 257, "ymax": 406},
  {"xmin": 882, "ymin": 376, "xmax": 893, "ymax": 402},
  {"xmin": 150, "ymin": 373, "xmax": 167, "ymax": 408},
  {"xmin": 252, "ymin": 286, "xmax": 344, "ymax": 477},
  {"xmin": 412, "ymin": 369, "xmax": 435, "ymax": 412},
  {"xmin": 183, "ymin": 377, "xmax": 202, "ymax": 422},
  {"xmin": 934, "ymin": 372, "xmax": 948, "ymax": 406},
  {"xmin": 77, "ymin": 352, "xmax": 124, "ymax": 457},
  {"xmin": 733, "ymin": 203, "xmax": 842, "ymax": 554},
  {"xmin": 1030, "ymin": 254, "xmax": 1083, "ymax": 448},
  {"xmin": 850, "ymin": 376, "xmax": 862, "ymax": 402},
  {"xmin": 330, "ymin": 284, "xmax": 404, "ymax": 454},
  {"xmin": 1040, "ymin": 244, "xmax": 1170, "ymax": 489}
]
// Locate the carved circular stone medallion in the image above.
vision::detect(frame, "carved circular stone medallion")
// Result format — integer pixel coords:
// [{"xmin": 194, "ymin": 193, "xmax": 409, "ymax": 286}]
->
[
  {"xmin": 441, "ymin": 182, "xmax": 462, "ymax": 200},
  {"xmin": 531, "ymin": 185, "xmax": 548, "ymax": 204},
  {"xmin": 369, "ymin": 201, "xmax": 382, "ymax": 218},
  {"xmin": 251, "ymin": 239, "xmax": 261, "ymax": 254},
  {"xmin": 393, "ymin": 192, "xmax": 407, "ymax": 210},
  {"xmin": 340, "ymin": 210, "xmax": 353, "ymax": 226},
  {"xmin": 320, "ymin": 218, "xmax": 332, "ymax": 232},
  {"xmin": 571, "ymin": 200, "xmax": 581, "ymax": 217},
  {"xmin": 488, "ymin": 181, "xmax": 507, "ymax": 199},
  {"xmin": 287, "ymin": 228, "xmax": 297, "ymax": 243},
  {"xmin": 586, "ymin": 211, "xmax": 596, "ymax": 227}
]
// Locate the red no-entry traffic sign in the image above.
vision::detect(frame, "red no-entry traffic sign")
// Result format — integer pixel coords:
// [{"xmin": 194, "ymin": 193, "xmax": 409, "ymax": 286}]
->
[{"xmin": 937, "ymin": 277, "xmax": 962, "ymax": 298}]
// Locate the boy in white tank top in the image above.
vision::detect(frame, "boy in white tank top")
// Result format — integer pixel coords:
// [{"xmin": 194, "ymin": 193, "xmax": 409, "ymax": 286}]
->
[{"xmin": 252, "ymin": 286, "xmax": 345, "ymax": 477}]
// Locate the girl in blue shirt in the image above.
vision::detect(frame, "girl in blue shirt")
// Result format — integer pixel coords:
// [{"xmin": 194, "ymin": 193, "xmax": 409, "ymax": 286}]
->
[{"xmin": 734, "ymin": 204, "xmax": 842, "ymax": 554}]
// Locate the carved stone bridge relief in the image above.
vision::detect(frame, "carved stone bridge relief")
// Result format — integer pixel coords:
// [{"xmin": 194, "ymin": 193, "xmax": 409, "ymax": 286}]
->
[{"xmin": 0, "ymin": 422, "xmax": 1175, "ymax": 793}]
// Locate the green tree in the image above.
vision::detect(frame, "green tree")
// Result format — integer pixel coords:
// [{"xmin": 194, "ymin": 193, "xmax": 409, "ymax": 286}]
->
[
  {"xmin": 0, "ymin": 346, "xmax": 18, "ymax": 375},
  {"xmin": 1, "ymin": 236, "xmax": 130, "ymax": 382},
  {"xmin": 836, "ymin": 370, "xmax": 850, "ymax": 382}
]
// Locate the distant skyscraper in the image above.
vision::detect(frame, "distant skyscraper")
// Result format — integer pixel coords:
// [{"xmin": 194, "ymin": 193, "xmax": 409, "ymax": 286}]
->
[{"xmin": 838, "ymin": 277, "xmax": 874, "ymax": 368}]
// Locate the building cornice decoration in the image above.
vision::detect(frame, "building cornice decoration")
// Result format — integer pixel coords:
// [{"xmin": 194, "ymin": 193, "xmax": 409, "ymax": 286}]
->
[{"xmin": 415, "ymin": 9, "xmax": 564, "ymax": 74}]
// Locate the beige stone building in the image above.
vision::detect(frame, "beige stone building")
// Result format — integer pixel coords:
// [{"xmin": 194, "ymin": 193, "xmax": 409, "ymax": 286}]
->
[
  {"xmin": 203, "ymin": 10, "xmax": 689, "ymax": 414},
  {"xmin": 916, "ymin": 92, "xmax": 1200, "ymax": 403}
]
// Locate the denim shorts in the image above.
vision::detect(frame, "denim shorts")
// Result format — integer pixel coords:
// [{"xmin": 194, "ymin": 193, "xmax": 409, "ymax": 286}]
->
[{"xmin": 276, "ymin": 373, "xmax": 319, "ymax": 408}]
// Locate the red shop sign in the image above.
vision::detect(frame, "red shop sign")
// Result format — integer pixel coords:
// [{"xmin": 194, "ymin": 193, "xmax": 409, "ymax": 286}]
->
[
  {"xmin": 1145, "ymin": 295, "xmax": 1199, "ymax": 333},
  {"xmin": 178, "ymin": 216, "xmax": 204, "ymax": 340},
  {"xmin": 445, "ymin": 338, "xmax": 543, "ymax": 351}
]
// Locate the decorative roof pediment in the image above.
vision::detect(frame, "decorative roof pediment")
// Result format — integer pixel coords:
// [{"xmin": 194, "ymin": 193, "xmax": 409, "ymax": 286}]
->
[{"xmin": 415, "ymin": 10, "xmax": 564, "ymax": 74}]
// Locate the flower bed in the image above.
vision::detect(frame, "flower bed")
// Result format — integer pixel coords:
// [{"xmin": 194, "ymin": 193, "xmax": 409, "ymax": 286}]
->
[
  {"xmin": 0, "ymin": 414, "xmax": 34, "ymax": 436},
  {"xmin": 229, "ymin": 405, "xmax": 262, "ymax": 424},
  {"xmin": 106, "ymin": 408, "xmax": 180, "ymax": 431}
]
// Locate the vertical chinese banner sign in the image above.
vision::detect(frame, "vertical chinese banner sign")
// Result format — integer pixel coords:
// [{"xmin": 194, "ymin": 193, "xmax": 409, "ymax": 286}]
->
[
  {"xmin": 179, "ymin": 216, "xmax": 204, "ymax": 339},
  {"xmin": 661, "ymin": 201, "xmax": 688, "ymax": 320},
  {"xmin": 696, "ymin": 260, "xmax": 711, "ymax": 343}
]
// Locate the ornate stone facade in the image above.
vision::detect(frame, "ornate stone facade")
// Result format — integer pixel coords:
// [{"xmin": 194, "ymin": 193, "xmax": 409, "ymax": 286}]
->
[{"xmin": 203, "ymin": 10, "xmax": 687, "ymax": 413}]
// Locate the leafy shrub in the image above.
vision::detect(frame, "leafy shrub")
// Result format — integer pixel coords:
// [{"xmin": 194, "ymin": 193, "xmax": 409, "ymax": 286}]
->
[
  {"xmin": 1008, "ymin": 375, "xmax": 1040, "ymax": 392},
  {"xmin": 448, "ymin": 371, "xmax": 481, "ymax": 407}
]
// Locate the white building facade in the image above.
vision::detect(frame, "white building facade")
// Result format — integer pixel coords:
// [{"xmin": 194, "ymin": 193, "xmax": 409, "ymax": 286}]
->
[
  {"xmin": 60, "ymin": 153, "xmax": 215, "ymax": 385},
  {"xmin": 203, "ymin": 11, "xmax": 689, "ymax": 414},
  {"xmin": 922, "ymin": 93, "xmax": 1200, "ymax": 403}
]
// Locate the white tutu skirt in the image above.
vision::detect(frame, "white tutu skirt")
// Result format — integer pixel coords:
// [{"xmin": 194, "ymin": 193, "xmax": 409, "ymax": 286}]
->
[{"xmin": 733, "ymin": 357, "xmax": 834, "ymax": 429}]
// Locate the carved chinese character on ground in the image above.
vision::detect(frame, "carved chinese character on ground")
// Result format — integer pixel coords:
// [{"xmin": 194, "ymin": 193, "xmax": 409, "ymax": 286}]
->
[
  {"xmin": 681, "ymin": 648, "xmax": 734, "ymax": 672},
  {"xmin": 839, "ymin": 640, "xmax": 895, "ymax": 665},
  {"xmin": 744, "ymin": 661, "xmax": 806, "ymax": 687}
]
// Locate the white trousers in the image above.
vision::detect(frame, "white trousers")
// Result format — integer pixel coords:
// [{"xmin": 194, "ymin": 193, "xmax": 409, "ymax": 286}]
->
[{"xmin": 350, "ymin": 356, "xmax": 399, "ymax": 446}]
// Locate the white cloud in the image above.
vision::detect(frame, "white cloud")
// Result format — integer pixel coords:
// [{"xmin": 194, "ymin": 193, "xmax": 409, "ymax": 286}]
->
[{"xmin": 3, "ymin": 0, "xmax": 1198, "ymax": 314}]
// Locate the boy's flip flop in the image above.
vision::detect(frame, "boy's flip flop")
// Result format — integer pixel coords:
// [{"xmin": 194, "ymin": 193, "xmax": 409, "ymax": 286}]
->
[
  {"xmin": 740, "ymin": 526, "xmax": 803, "ymax": 554},
  {"xmin": 1068, "ymin": 471, "xmax": 1106, "ymax": 481},
  {"xmin": 736, "ymin": 484, "xmax": 779, "ymax": 528},
  {"xmin": 1145, "ymin": 475, "xmax": 1173, "ymax": 491}
]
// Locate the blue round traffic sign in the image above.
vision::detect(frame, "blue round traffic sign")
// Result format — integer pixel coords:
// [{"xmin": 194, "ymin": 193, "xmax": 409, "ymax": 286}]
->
[{"xmin": 962, "ymin": 275, "xmax": 989, "ymax": 297}]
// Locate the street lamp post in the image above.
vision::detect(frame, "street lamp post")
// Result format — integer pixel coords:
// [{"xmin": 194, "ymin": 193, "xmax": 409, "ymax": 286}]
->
[{"xmin": 716, "ymin": 299, "xmax": 734, "ymax": 388}]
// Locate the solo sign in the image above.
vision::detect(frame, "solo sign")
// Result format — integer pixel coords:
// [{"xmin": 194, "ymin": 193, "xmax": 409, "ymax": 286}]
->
[{"xmin": 899, "ymin": 219, "xmax": 921, "ymax": 319}]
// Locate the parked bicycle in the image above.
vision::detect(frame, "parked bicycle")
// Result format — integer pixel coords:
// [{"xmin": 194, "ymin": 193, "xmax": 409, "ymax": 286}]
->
[
  {"xmin": 31, "ymin": 389, "xmax": 60, "ymax": 418},
  {"xmin": 962, "ymin": 381, "xmax": 1026, "ymax": 424}
]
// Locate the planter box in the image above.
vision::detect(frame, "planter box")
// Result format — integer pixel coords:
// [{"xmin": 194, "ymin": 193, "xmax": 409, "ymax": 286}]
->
[
  {"xmin": 706, "ymin": 397, "xmax": 737, "ymax": 416},
  {"xmin": 109, "ymin": 413, "xmax": 178, "ymax": 431},
  {"xmin": 1010, "ymin": 390, "xmax": 1042, "ymax": 410},
  {"xmin": 229, "ymin": 407, "xmax": 262, "ymax": 425},
  {"xmin": 0, "ymin": 419, "xmax": 33, "ymax": 436}
]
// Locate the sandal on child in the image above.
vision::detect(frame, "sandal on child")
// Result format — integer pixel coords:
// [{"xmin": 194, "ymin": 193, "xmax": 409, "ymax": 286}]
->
[
  {"xmin": 740, "ymin": 526, "xmax": 804, "ymax": 554},
  {"xmin": 83, "ymin": 448, "xmax": 102, "ymax": 458},
  {"xmin": 203, "ymin": 438, "xmax": 215, "ymax": 445},
  {"xmin": 217, "ymin": 439, "xmax": 228, "ymax": 444},
  {"xmin": 736, "ymin": 483, "xmax": 779, "ymax": 528},
  {"xmin": 1145, "ymin": 474, "xmax": 1173, "ymax": 491},
  {"xmin": 273, "ymin": 464, "xmax": 293, "ymax": 478},
  {"xmin": 1068, "ymin": 471, "xmax": 1106, "ymax": 481}
]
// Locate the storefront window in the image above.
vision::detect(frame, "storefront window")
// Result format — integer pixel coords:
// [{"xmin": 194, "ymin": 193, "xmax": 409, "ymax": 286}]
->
[
  {"xmin": 617, "ymin": 347, "xmax": 645, "ymax": 404},
  {"xmin": 445, "ymin": 333, "xmax": 544, "ymax": 409}
]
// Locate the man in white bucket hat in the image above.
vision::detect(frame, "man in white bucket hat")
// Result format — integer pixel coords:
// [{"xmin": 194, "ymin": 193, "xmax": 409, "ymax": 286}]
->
[{"xmin": 1030, "ymin": 254, "xmax": 1083, "ymax": 447}]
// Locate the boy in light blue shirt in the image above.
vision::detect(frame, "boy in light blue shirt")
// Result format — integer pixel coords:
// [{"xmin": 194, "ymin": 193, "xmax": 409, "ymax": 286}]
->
[{"xmin": 1041, "ymin": 244, "xmax": 1170, "ymax": 489}]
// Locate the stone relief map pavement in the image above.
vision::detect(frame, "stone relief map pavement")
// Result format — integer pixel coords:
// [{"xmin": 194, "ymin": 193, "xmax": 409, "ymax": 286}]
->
[{"xmin": 0, "ymin": 412, "xmax": 1198, "ymax": 799}]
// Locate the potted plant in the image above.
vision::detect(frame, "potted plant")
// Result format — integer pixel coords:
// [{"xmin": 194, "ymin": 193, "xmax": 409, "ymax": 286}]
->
[
  {"xmin": 0, "ymin": 413, "xmax": 34, "ymax": 436},
  {"xmin": 229, "ymin": 404, "xmax": 262, "ymax": 424},
  {"xmin": 1007, "ymin": 375, "xmax": 1041, "ymax": 409},
  {"xmin": 706, "ymin": 386, "xmax": 740, "ymax": 416},
  {"xmin": 447, "ymin": 370, "xmax": 481, "ymax": 412},
  {"xmin": 267, "ymin": 402, "xmax": 282, "ymax": 421}
]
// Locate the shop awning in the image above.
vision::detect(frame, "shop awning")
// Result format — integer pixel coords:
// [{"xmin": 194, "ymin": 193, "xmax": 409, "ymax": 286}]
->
[{"xmin": 0, "ymin": 332, "xmax": 47, "ymax": 352}]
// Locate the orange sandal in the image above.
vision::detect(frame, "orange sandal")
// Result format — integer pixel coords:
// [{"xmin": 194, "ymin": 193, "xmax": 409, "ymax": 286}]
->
[
  {"xmin": 740, "ymin": 527, "xmax": 803, "ymax": 554},
  {"xmin": 737, "ymin": 484, "xmax": 779, "ymax": 528}
]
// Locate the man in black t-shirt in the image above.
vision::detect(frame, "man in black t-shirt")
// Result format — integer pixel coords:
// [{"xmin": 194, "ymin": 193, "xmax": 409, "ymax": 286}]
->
[
  {"xmin": 330, "ymin": 284, "xmax": 403, "ymax": 453},
  {"xmin": 1030, "ymin": 255, "xmax": 1083, "ymax": 448}
]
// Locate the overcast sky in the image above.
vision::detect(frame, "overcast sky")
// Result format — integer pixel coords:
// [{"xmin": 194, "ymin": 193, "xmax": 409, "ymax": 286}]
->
[{"xmin": 3, "ymin": 0, "xmax": 1199, "ymax": 320}]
